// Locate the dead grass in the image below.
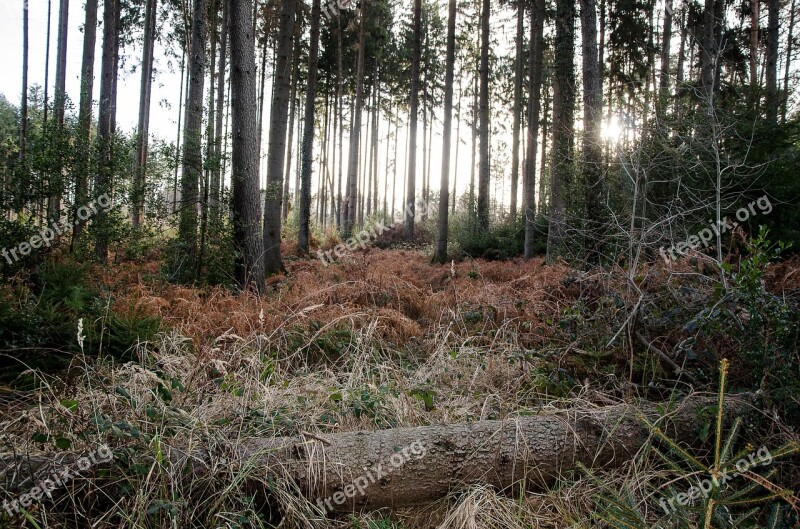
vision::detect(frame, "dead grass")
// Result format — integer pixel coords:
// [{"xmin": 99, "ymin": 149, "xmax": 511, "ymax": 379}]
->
[{"xmin": 1, "ymin": 248, "xmax": 798, "ymax": 528}]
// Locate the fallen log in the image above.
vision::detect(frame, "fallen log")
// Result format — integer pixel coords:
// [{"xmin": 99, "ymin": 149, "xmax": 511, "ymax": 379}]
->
[{"xmin": 1, "ymin": 394, "xmax": 752, "ymax": 514}]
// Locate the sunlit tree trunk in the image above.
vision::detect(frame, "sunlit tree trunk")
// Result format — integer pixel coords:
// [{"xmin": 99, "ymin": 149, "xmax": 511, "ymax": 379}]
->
[
  {"xmin": 434, "ymin": 0, "xmax": 457, "ymax": 265},
  {"xmin": 405, "ymin": 0, "xmax": 422, "ymax": 240},
  {"xmin": 525, "ymin": 0, "xmax": 545, "ymax": 259},
  {"xmin": 346, "ymin": 2, "xmax": 367, "ymax": 237}
]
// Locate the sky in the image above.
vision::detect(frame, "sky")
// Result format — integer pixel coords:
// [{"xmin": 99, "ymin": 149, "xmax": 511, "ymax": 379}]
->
[{"xmin": 0, "ymin": 0, "xmax": 539, "ymax": 215}]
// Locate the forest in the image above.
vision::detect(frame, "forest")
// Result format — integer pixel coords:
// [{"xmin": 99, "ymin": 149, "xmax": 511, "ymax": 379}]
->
[{"xmin": 1, "ymin": 0, "xmax": 800, "ymax": 526}]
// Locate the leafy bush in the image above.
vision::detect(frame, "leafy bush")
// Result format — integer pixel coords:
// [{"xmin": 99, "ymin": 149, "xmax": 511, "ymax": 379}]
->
[{"xmin": 0, "ymin": 258, "xmax": 163, "ymax": 386}]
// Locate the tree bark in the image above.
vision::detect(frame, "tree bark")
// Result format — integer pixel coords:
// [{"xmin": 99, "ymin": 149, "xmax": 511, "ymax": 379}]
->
[
  {"xmin": 94, "ymin": 0, "xmax": 119, "ymax": 262},
  {"xmin": 510, "ymin": 1, "xmax": 524, "ymax": 222},
  {"xmin": 547, "ymin": 0, "xmax": 576, "ymax": 262},
  {"xmin": 1, "ymin": 395, "xmax": 751, "ymax": 513},
  {"xmin": 20, "ymin": 1, "xmax": 28, "ymax": 163},
  {"xmin": 477, "ymin": 0, "xmax": 491, "ymax": 231},
  {"xmin": 211, "ymin": 0, "xmax": 229, "ymax": 214},
  {"xmin": 283, "ymin": 27, "xmax": 300, "ymax": 221},
  {"xmin": 263, "ymin": 0, "xmax": 294, "ymax": 275},
  {"xmin": 297, "ymin": 0, "xmax": 321, "ymax": 255},
  {"xmin": 229, "ymin": 0, "xmax": 265, "ymax": 291},
  {"xmin": 71, "ymin": 0, "xmax": 98, "ymax": 249},
  {"xmin": 49, "ymin": 0, "xmax": 70, "ymax": 224},
  {"xmin": 580, "ymin": 0, "xmax": 604, "ymax": 265},
  {"xmin": 434, "ymin": 0, "xmax": 457, "ymax": 265},
  {"xmin": 524, "ymin": 0, "xmax": 545, "ymax": 259},
  {"xmin": 765, "ymin": 0, "xmax": 780, "ymax": 123},
  {"xmin": 783, "ymin": 0, "xmax": 796, "ymax": 123},
  {"xmin": 178, "ymin": 0, "xmax": 208, "ymax": 276},
  {"xmin": 659, "ymin": 0, "xmax": 673, "ymax": 105},
  {"xmin": 346, "ymin": 1, "xmax": 368, "ymax": 238},
  {"xmin": 132, "ymin": 0, "xmax": 158, "ymax": 229},
  {"xmin": 405, "ymin": 0, "xmax": 422, "ymax": 241}
]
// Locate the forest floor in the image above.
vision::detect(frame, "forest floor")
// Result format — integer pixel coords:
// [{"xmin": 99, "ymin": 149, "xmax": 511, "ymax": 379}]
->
[{"xmin": 1, "ymin": 244, "xmax": 799, "ymax": 528}]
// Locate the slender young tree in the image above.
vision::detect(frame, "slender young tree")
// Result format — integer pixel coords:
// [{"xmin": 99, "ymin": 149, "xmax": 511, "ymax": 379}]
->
[
  {"xmin": 95, "ymin": 0, "xmax": 120, "ymax": 262},
  {"xmin": 405, "ymin": 0, "xmax": 422, "ymax": 240},
  {"xmin": 20, "ymin": 0, "xmax": 28, "ymax": 163},
  {"xmin": 298, "ymin": 0, "xmax": 321, "ymax": 254},
  {"xmin": 477, "ymin": 0, "xmax": 491, "ymax": 231},
  {"xmin": 264, "ymin": 0, "xmax": 294, "ymax": 275},
  {"xmin": 178, "ymin": 0, "xmax": 209, "ymax": 272},
  {"xmin": 659, "ymin": 0, "xmax": 673, "ymax": 105},
  {"xmin": 132, "ymin": 0, "xmax": 158, "ymax": 228},
  {"xmin": 346, "ymin": 1, "xmax": 368, "ymax": 237},
  {"xmin": 765, "ymin": 0, "xmax": 780, "ymax": 122},
  {"xmin": 524, "ymin": 0, "xmax": 545, "ymax": 259},
  {"xmin": 434, "ymin": 0, "xmax": 457, "ymax": 265},
  {"xmin": 510, "ymin": 0, "xmax": 524, "ymax": 221},
  {"xmin": 211, "ymin": 0, "xmax": 229, "ymax": 212},
  {"xmin": 71, "ymin": 0, "xmax": 98, "ymax": 247},
  {"xmin": 49, "ymin": 0, "xmax": 70, "ymax": 223},
  {"xmin": 283, "ymin": 27, "xmax": 300, "ymax": 220},
  {"xmin": 229, "ymin": 0, "xmax": 265, "ymax": 290},
  {"xmin": 783, "ymin": 0, "xmax": 796, "ymax": 123}
]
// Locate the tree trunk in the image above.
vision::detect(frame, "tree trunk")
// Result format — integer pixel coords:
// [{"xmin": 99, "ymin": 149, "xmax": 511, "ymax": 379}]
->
[
  {"xmin": 700, "ymin": 0, "xmax": 716, "ymax": 98},
  {"xmin": 283, "ymin": 30, "xmax": 300, "ymax": 221},
  {"xmin": 434, "ymin": 0, "xmax": 457, "ymax": 265},
  {"xmin": 346, "ymin": 2, "xmax": 368, "ymax": 238},
  {"xmin": 229, "ymin": 0, "xmax": 265, "ymax": 291},
  {"xmin": 750, "ymin": 0, "xmax": 760, "ymax": 101},
  {"xmin": 581, "ymin": 0, "xmax": 604, "ymax": 265},
  {"xmin": 132, "ymin": 0, "xmax": 158, "ymax": 229},
  {"xmin": 43, "ymin": 0, "xmax": 52, "ymax": 127},
  {"xmin": 1, "ymin": 396, "xmax": 751, "ymax": 513},
  {"xmin": 71, "ymin": 0, "xmax": 98, "ymax": 248},
  {"xmin": 477, "ymin": 0, "xmax": 491, "ymax": 231},
  {"xmin": 510, "ymin": 0, "xmax": 524, "ymax": 221},
  {"xmin": 659, "ymin": 0, "xmax": 673, "ymax": 105},
  {"xmin": 765, "ymin": 0, "xmax": 780, "ymax": 123},
  {"xmin": 49, "ymin": 0, "xmax": 70, "ymax": 224},
  {"xmin": 405, "ymin": 0, "xmax": 422, "ymax": 240},
  {"xmin": 538, "ymin": 86, "xmax": 550, "ymax": 215},
  {"xmin": 783, "ymin": 0, "xmax": 796, "ymax": 123},
  {"xmin": 263, "ymin": 0, "xmax": 294, "ymax": 275},
  {"xmin": 95, "ymin": 0, "xmax": 120, "ymax": 263},
  {"xmin": 19, "ymin": 1, "xmax": 28, "ymax": 163},
  {"xmin": 298, "ymin": 0, "xmax": 321, "ymax": 255},
  {"xmin": 547, "ymin": 0, "xmax": 576, "ymax": 261},
  {"xmin": 211, "ymin": 0, "xmax": 229, "ymax": 214},
  {"xmin": 178, "ymin": 0, "xmax": 208, "ymax": 275},
  {"xmin": 524, "ymin": 0, "xmax": 545, "ymax": 259}
]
